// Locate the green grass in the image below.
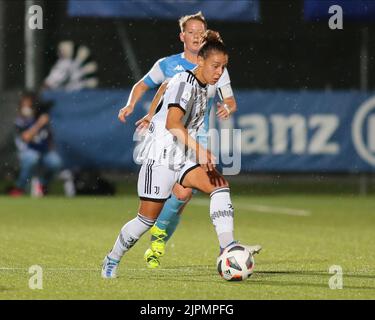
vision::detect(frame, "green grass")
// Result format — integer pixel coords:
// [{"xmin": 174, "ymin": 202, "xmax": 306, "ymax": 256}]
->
[{"xmin": 0, "ymin": 194, "xmax": 374, "ymax": 300}]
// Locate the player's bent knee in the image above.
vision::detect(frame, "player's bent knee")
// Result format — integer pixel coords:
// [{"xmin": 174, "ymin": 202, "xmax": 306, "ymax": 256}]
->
[
  {"xmin": 139, "ymin": 200, "xmax": 166, "ymax": 220},
  {"xmin": 202, "ymin": 181, "xmax": 230, "ymax": 195}
]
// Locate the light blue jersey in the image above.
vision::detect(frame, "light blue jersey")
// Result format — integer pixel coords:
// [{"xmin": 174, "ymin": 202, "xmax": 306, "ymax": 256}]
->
[
  {"xmin": 142, "ymin": 52, "xmax": 231, "ymax": 147},
  {"xmin": 143, "ymin": 53, "xmax": 196, "ymax": 88}
]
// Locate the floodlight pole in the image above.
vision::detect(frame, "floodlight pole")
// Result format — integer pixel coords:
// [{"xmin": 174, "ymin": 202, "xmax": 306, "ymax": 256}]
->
[
  {"xmin": 24, "ymin": 0, "xmax": 45, "ymax": 91},
  {"xmin": 115, "ymin": 21, "xmax": 142, "ymax": 81}
]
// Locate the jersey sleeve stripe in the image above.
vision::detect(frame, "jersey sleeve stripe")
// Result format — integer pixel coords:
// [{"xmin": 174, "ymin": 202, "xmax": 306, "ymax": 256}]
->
[
  {"xmin": 173, "ymin": 81, "xmax": 186, "ymax": 104},
  {"xmin": 142, "ymin": 75, "xmax": 159, "ymax": 89},
  {"xmin": 181, "ymin": 94, "xmax": 195, "ymax": 128},
  {"xmin": 187, "ymin": 73, "xmax": 192, "ymax": 84}
]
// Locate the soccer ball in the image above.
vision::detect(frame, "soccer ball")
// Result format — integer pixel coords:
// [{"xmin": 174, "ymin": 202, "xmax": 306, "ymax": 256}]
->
[{"xmin": 217, "ymin": 244, "xmax": 255, "ymax": 281}]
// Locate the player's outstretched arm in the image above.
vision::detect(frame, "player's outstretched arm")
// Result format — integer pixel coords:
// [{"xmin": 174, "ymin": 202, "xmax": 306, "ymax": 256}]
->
[
  {"xmin": 118, "ymin": 80, "xmax": 150, "ymax": 123},
  {"xmin": 135, "ymin": 81, "xmax": 168, "ymax": 131},
  {"xmin": 216, "ymin": 71, "xmax": 237, "ymax": 120}
]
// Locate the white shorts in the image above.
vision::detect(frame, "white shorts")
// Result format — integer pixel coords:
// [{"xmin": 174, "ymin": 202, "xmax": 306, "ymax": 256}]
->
[{"xmin": 137, "ymin": 159, "xmax": 200, "ymax": 202}]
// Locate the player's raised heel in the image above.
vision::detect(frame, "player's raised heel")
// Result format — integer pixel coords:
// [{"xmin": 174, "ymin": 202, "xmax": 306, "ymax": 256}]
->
[
  {"xmin": 149, "ymin": 225, "xmax": 168, "ymax": 257},
  {"xmin": 144, "ymin": 248, "xmax": 160, "ymax": 269},
  {"xmin": 101, "ymin": 255, "xmax": 120, "ymax": 279}
]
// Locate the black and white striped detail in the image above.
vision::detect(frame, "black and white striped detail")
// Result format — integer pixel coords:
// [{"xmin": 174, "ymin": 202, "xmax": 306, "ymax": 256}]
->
[
  {"xmin": 173, "ymin": 82, "xmax": 187, "ymax": 104},
  {"xmin": 186, "ymin": 71, "xmax": 195, "ymax": 85},
  {"xmin": 181, "ymin": 95, "xmax": 195, "ymax": 128},
  {"xmin": 185, "ymin": 71, "xmax": 207, "ymax": 129},
  {"xmin": 144, "ymin": 159, "xmax": 155, "ymax": 195},
  {"xmin": 210, "ymin": 187, "xmax": 230, "ymax": 198},
  {"xmin": 218, "ymin": 87, "xmax": 224, "ymax": 101},
  {"xmin": 137, "ymin": 213, "xmax": 155, "ymax": 228},
  {"xmin": 186, "ymin": 70, "xmax": 206, "ymax": 88}
]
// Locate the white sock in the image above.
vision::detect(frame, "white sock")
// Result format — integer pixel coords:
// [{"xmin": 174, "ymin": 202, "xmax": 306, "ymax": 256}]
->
[
  {"xmin": 109, "ymin": 213, "xmax": 155, "ymax": 261},
  {"xmin": 210, "ymin": 187, "xmax": 234, "ymax": 249}
]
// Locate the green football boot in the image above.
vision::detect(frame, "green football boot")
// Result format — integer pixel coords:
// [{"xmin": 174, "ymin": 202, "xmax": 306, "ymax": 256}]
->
[
  {"xmin": 143, "ymin": 225, "xmax": 168, "ymax": 268},
  {"xmin": 144, "ymin": 248, "xmax": 160, "ymax": 269}
]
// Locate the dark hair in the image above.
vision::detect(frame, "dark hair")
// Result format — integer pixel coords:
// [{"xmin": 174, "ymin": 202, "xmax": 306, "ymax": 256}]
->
[
  {"xmin": 198, "ymin": 30, "xmax": 228, "ymax": 59},
  {"xmin": 19, "ymin": 90, "xmax": 53, "ymax": 115},
  {"xmin": 20, "ymin": 90, "xmax": 37, "ymax": 102}
]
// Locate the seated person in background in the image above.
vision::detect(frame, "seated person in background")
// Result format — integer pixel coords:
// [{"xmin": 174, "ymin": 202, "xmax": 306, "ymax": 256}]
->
[{"xmin": 9, "ymin": 92, "xmax": 63, "ymax": 197}]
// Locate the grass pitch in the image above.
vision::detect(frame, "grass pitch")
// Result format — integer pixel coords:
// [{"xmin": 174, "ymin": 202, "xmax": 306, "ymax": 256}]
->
[{"xmin": 0, "ymin": 194, "xmax": 374, "ymax": 300}]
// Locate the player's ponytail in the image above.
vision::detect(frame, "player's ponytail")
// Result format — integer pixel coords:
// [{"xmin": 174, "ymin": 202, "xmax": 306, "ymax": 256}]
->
[{"xmin": 198, "ymin": 30, "xmax": 228, "ymax": 59}]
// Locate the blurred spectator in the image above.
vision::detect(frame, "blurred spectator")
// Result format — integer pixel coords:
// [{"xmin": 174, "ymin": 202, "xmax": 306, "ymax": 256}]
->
[{"xmin": 8, "ymin": 92, "xmax": 63, "ymax": 197}]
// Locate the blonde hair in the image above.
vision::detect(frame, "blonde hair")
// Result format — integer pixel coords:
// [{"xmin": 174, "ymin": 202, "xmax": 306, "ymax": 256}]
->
[{"xmin": 179, "ymin": 11, "xmax": 207, "ymax": 32}]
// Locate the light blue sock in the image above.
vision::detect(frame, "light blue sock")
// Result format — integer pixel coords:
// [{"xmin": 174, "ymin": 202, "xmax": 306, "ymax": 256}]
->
[
  {"xmin": 165, "ymin": 213, "xmax": 181, "ymax": 242},
  {"xmin": 155, "ymin": 193, "xmax": 186, "ymax": 241}
]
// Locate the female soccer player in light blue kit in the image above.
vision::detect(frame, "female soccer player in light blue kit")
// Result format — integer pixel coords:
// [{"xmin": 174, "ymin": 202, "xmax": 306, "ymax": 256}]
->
[
  {"xmin": 117, "ymin": 13, "xmax": 260, "ymax": 268},
  {"xmin": 103, "ymin": 30, "xmax": 259, "ymax": 278}
]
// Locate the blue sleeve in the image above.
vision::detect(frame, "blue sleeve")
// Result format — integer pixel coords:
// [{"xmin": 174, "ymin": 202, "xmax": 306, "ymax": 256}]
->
[{"xmin": 142, "ymin": 58, "xmax": 167, "ymax": 88}]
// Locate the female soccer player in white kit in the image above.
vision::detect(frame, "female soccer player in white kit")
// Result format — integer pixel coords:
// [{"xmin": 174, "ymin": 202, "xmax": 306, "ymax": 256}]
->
[
  {"xmin": 117, "ymin": 12, "xmax": 242, "ymax": 269},
  {"xmin": 102, "ymin": 31, "xmax": 257, "ymax": 278}
]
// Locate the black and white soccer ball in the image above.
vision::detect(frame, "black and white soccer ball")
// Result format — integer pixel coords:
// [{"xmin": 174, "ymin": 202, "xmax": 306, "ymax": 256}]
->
[{"xmin": 217, "ymin": 244, "xmax": 255, "ymax": 281}]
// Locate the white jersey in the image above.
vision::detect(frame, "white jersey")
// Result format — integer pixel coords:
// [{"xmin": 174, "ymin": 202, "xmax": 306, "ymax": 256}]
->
[
  {"xmin": 137, "ymin": 70, "xmax": 209, "ymax": 169},
  {"xmin": 142, "ymin": 52, "xmax": 232, "ymax": 139}
]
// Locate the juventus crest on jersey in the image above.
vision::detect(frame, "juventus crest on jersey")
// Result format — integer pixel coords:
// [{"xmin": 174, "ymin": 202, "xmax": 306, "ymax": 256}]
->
[{"xmin": 136, "ymin": 70, "xmax": 209, "ymax": 169}]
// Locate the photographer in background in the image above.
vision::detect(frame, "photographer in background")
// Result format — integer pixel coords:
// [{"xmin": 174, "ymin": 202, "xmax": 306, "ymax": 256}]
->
[{"xmin": 8, "ymin": 92, "xmax": 63, "ymax": 197}]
